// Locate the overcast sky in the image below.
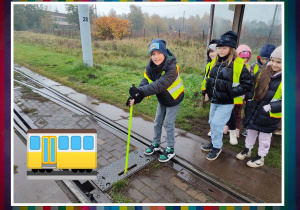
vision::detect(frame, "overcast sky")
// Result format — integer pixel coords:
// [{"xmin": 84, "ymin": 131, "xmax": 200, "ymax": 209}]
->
[{"xmin": 42, "ymin": 3, "xmax": 282, "ymax": 24}]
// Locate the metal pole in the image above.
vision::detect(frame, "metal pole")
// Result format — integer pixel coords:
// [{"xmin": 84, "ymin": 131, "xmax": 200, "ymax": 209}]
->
[
  {"xmin": 268, "ymin": 4, "xmax": 278, "ymax": 43},
  {"xmin": 124, "ymin": 105, "xmax": 133, "ymax": 173},
  {"xmin": 95, "ymin": 4, "xmax": 97, "ymax": 18},
  {"xmin": 78, "ymin": 5, "xmax": 93, "ymax": 67},
  {"xmin": 183, "ymin": 11, "xmax": 185, "ymax": 32}
]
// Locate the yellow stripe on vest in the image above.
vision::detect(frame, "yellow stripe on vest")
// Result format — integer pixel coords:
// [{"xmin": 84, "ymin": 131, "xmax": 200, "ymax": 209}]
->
[
  {"xmin": 233, "ymin": 57, "xmax": 244, "ymax": 104},
  {"xmin": 270, "ymin": 81, "xmax": 282, "ymax": 118},
  {"xmin": 144, "ymin": 65, "xmax": 183, "ymax": 100},
  {"xmin": 253, "ymin": 64, "xmax": 259, "ymax": 75},
  {"xmin": 201, "ymin": 59, "xmax": 216, "ymax": 91}
]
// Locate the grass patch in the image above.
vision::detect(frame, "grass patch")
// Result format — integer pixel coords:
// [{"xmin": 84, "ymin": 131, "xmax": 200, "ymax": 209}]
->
[
  {"xmin": 110, "ymin": 179, "xmax": 132, "ymax": 203},
  {"xmin": 14, "ymin": 165, "xmax": 18, "ymax": 174},
  {"xmin": 111, "ymin": 192, "xmax": 133, "ymax": 203},
  {"xmin": 111, "ymin": 179, "xmax": 129, "ymax": 192},
  {"xmin": 14, "ymin": 31, "xmax": 281, "ymax": 169},
  {"xmin": 91, "ymin": 102, "xmax": 100, "ymax": 105},
  {"xmin": 22, "ymin": 107, "xmax": 37, "ymax": 114},
  {"xmin": 150, "ymin": 161, "xmax": 162, "ymax": 169},
  {"xmin": 21, "ymin": 91, "xmax": 50, "ymax": 103}
]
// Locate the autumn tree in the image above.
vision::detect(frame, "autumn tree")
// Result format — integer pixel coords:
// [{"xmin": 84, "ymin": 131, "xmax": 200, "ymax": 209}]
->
[
  {"xmin": 128, "ymin": 5, "xmax": 144, "ymax": 30},
  {"xmin": 92, "ymin": 16, "xmax": 132, "ymax": 40},
  {"xmin": 199, "ymin": 13, "xmax": 210, "ymax": 33},
  {"xmin": 144, "ymin": 14, "xmax": 168, "ymax": 32}
]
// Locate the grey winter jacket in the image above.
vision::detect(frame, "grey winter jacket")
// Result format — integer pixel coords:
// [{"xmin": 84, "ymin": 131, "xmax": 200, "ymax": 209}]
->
[{"xmin": 139, "ymin": 49, "xmax": 184, "ymax": 107}]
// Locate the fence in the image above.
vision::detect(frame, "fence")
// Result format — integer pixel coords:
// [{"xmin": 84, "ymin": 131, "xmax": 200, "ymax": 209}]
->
[{"xmin": 128, "ymin": 29, "xmax": 208, "ymax": 41}]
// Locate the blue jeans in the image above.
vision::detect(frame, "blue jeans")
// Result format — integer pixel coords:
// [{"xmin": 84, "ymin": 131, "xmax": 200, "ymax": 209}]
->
[
  {"xmin": 152, "ymin": 103, "xmax": 181, "ymax": 148},
  {"xmin": 209, "ymin": 103, "xmax": 234, "ymax": 149}
]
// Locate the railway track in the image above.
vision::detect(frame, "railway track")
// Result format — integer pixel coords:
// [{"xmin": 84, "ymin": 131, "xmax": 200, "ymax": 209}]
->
[{"xmin": 13, "ymin": 68, "xmax": 262, "ymax": 203}]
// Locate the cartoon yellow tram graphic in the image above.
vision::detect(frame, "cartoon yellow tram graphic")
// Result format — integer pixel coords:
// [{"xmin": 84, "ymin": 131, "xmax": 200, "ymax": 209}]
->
[{"xmin": 27, "ymin": 129, "xmax": 97, "ymax": 172}]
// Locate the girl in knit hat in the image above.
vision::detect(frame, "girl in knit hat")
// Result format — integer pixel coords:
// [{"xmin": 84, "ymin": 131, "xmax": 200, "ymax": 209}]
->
[
  {"xmin": 242, "ymin": 44, "xmax": 276, "ymax": 137},
  {"xmin": 202, "ymin": 40, "xmax": 218, "ymax": 96},
  {"xmin": 251, "ymin": 44, "xmax": 276, "ymax": 81},
  {"xmin": 201, "ymin": 31, "xmax": 253, "ymax": 160},
  {"xmin": 201, "ymin": 39, "xmax": 218, "ymax": 112},
  {"xmin": 236, "ymin": 46, "xmax": 282, "ymax": 168},
  {"xmin": 225, "ymin": 44, "xmax": 253, "ymax": 144},
  {"xmin": 237, "ymin": 44, "xmax": 252, "ymax": 70}
]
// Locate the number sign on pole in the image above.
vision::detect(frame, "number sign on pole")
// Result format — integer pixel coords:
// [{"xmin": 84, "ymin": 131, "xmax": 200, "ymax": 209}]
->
[{"xmin": 78, "ymin": 5, "xmax": 93, "ymax": 67}]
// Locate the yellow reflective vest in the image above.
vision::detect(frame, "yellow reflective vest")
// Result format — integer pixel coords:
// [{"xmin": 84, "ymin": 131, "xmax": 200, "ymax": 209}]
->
[
  {"xmin": 232, "ymin": 57, "xmax": 245, "ymax": 105},
  {"xmin": 143, "ymin": 65, "xmax": 184, "ymax": 100},
  {"xmin": 246, "ymin": 63, "xmax": 250, "ymax": 70},
  {"xmin": 201, "ymin": 59, "xmax": 216, "ymax": 91},
  {"xmin": 254, "ymin": 72, "xmax": 282, "ymax": 118},
  {"xmin": 206, "ymin": 57, "xmax": 245, "ymax": 105},
  {"xmin": 253, "ymin": 64, "xmax": 259, "ymax": 75},
  {"xmin": 269, "ymin": 82, "xmax": 282, "ymax": 118}
]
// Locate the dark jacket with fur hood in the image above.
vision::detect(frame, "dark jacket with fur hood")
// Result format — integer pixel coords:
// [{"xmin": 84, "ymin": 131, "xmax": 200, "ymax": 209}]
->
[
  {"xmin": 243, "ymin": 72, "xmax": 282, "ymax": 133},
  {"xmin": 205, "ymin": 56, "xmax": 253, "ymax": 104},
  {"xmin": 139, "ymin": 49, "xmax": 184, "ymax": 107}
]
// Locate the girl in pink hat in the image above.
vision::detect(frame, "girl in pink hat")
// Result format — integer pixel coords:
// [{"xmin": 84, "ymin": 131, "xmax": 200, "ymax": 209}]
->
[
  {"xmin": 236, "ymin": 46, "xmax": 282, "ymax": 168},
  {"xmin": 237, "ymin": 44, "xmax": 252, "ymax": 70}
]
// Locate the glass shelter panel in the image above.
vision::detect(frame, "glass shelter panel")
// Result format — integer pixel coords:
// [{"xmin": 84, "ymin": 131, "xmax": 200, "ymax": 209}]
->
[
  {"xmin": 211, "ymin": 5, "xmax": 235, "ymax": 40},
  {"xmin": 239, "ymin": 4, "xmax": 282, "ymax": 64}
]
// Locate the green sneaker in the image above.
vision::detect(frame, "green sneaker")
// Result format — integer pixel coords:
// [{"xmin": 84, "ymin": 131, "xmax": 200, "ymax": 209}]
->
[
  {"xmin": 144, "ymin": 142, "xmax": 160, "ymax": 155},
  {"xmin": 159, "ymin": 147, "xmax": 175, "ymax": 162}
]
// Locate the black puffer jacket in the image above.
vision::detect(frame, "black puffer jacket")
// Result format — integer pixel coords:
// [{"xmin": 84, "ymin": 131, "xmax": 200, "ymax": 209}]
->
[
  {"xmin": 243, "ymin": 72, "xmax": 282, "ymax": 133},
  {"xmin": 206, "ymin": 57, "xmax": 253, "ymax": 104},
  {"xmin": 139, "ymin": 49, "xmax": 184, "ymax": 107}
]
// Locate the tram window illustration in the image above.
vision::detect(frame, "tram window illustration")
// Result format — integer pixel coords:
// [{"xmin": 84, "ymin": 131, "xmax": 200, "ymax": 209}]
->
[
  {"xmin": 58, "ymin": 136, "xmax": 69, "ymax": 150},
  {"xmin": 30, "ymin": 136, "xmax": 40, "ymax": 150},
  {"xmin": 83, "ymin": 136, "xmax": 94, "ymax": 150},
  {"xmin": 71, "ymin": 136, "xmax": 81, "ymax": 150}
]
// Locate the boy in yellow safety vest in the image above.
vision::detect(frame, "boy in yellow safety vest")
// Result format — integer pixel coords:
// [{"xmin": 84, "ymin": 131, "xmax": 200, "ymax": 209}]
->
[
  {"xmin": 126, "ymin": 39, "xmax": 184, "ymax": 162},
  {"xmin": 236, "ymin": 46, "xmax": 282, "ymax": 168}
]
